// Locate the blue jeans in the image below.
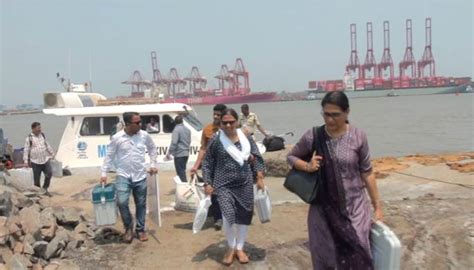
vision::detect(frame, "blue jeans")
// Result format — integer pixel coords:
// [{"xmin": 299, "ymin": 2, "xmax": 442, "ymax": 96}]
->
[{"xmin": 115, "ymin": 176, "xmax": 147, "ymax": 233}]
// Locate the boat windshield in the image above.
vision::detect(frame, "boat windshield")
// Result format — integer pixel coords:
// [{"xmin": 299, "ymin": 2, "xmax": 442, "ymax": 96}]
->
[{"xmin": 184, "ymin": 113, "xmax": 203, "ymax": 131}]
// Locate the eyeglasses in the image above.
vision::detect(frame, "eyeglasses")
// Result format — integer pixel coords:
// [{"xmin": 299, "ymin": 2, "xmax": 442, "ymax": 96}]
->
[
  {"xmin": 321, "ymin": 111, "xmax": 343, "ymax": 118},
  {"xmin": 221, "ymin": 120, "xmax": 236, "ymax": 126},
  {"xmin": 130, "ymin": 121, "xmax": 142, "ymax": 125}
]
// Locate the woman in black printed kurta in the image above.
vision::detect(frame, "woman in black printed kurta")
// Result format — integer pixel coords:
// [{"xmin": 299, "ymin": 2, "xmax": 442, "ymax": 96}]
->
[{"xmin": 202, "ymin": 108, "xmax": 266, "ymax": 266}]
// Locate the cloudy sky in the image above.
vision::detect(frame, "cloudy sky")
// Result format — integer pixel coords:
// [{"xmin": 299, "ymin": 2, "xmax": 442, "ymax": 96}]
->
[{"xmin": 1, "ymin": 0, "xmax": 472, "ymax": 106}]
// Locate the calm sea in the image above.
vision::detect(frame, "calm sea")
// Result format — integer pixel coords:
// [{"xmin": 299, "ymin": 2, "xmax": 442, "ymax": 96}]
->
[{"xmin": 1, "ymin": 94, "xmax": 473, "ymax": 158}]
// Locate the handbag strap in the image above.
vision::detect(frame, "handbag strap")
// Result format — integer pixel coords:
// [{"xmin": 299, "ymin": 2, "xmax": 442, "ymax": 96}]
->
[{"xmin": 312, "ymin": 126, "xmax": 318, "ymax": 155}]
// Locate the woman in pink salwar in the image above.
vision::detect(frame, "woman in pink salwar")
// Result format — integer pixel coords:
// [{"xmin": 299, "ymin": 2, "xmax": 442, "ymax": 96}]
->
[{"xmin": 287, "ymin": 91, "xmax": 384, "ymax": 269}]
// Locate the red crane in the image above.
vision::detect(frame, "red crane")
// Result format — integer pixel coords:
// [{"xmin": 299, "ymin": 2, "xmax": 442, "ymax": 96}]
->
[
  {"xmin": 167, "ymin": 68, "xmax": 186, "ymax": 97},
  {"xmin": 121, "ymin": 70, "xmax": 152, "ymax": 93},
  {"xmin": 346, "ymin": 23, "xmax": 362, "ymax": 79},
  {"xmin": 399, "ymin": 19, "xmax": 417, "ymax": 78},
  {"xmin": 362, "ymin": 22, "xmax": 377, "ymax": 79},
  {"xmin": 214, "ymin": 64, "xmax": 235, "ymax": 96},
  {"xmin": 417, "ymin": 18, "xmax": 435, "ymax": 78},
  {"xmin": 377, "ymin": 21, "xmax": 394, "ymax": 80},
  {"xmin": 229, "ymin": 58, "xmax": 250, "ymax": 95},
  {"xmin": 184, "ymin": 66, "xmax": 207, "ymax": 95},
  {"xmin": 150, "ymin": 51, "xmax": 168, "ymax": 86}
]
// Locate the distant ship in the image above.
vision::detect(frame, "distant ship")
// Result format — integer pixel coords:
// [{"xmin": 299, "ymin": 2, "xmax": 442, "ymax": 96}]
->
[{"xmin": 308, "ymin": 74, "xmax": 472, "ymax": 99}]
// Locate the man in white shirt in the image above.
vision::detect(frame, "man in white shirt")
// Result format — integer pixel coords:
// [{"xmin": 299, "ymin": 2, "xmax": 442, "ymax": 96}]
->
[
  {"xmin": 101, "ymin": 112, "xmax": 158, "ymax": 243},
  {"xmin": 23, "ymin": 122, "xmax": 55, "ymax": 196},
  {"xmin": 146, "ymin": 117, "xmax": 159, "ymax": 133}
]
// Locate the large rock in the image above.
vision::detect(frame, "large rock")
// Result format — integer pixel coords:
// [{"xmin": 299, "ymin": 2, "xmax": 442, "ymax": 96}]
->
[
  {"xmin": 0, "ymin": 191, "xmax": 13, "ymax": 217},
  {"xmin": 0, "ymin": 223, "xmax": 8, "ymax": 246},
  {"xmin": 9, "ymin": 254, "xmax": 32, "ymax": 270},
  {"xmin": 55, "ymin": 207, "xmax": 80, "ymax": 227},
  {"xmin": 23, "ymin": 242, "xmax": 34, "ymax": 255},
  {"xmin": 40, "ymin": 208, "xmax": 58, "ymax": 241},
  {"xmin": 13, "ymin": 242, "xmax": 24, "ymax": 254},
  {"xmin": 33, "ymin": 241, "xmax": 48, "ymax": 259},
  {"xmin": 19, "ymin": 205, "xmax": 41, "ymax": 235},
  {"xmin": 9, "ymin": 222, "xmax": 22, "ymax": 238},
  {"xmin": 44, "ymin": 230, "xmax": 69, "ymax": 260},
  {"xmin": 263, "ymin": 147, "xmax": 292, "ymax": 177},
  {"xmin": 23, "ymin": 234, "xmax": 36, "ymax": 246}
]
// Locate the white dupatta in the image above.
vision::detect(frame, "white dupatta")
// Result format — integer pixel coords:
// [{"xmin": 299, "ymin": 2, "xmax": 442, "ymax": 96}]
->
[{"xmin": 219, "ymin": 128, "xmax": 251, "ymax": 166}]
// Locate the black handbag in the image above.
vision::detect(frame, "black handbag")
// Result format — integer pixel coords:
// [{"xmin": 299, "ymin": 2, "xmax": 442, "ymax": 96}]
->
[{"xmin": 283, "ymin": 126, "xmax": 323, "ymax": 204}]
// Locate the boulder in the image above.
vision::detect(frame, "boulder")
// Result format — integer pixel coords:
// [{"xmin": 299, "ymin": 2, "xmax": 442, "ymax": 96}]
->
[
  {"xmin": 9, "ymin": 222, "xmax": 22, "ymax": 238},
  {"xmin": 19, "ymin": 205, "xmax": 41, "ymax": 235},
  {"xmin": 23, "ymin": 234, "xmax": 36, "ymax": 246},
  {"xmin": 32, "ymin": 241, "xmax": 48, "ymax": 259},
  {"xmin": 0, "ymin": 191, "xmax": 13, "ymax": 217},
  {"xmin": 23, "ymin": 242, "xmax": 34, "ymax": 255},
  {"xmin": 0, "ymin": 223, "xmax": 8, "ymax": 246},
  {"xmin": 13, "ymin": 242, "xmax": 24, "ymax": 254},
  {"xmin": 73, "ymin": 222, "xmax": 87, "ymax": 235},
  {"xmin": 56, "ymin": 207, "xmax": 80, "ymax": 227},
  {"xmin": 9, "ymin": 254, "xmax": 32, "ymax": 270},
  {"xmin": 44, "ymin": 230, "xmax": 69, "ymax": 260}
]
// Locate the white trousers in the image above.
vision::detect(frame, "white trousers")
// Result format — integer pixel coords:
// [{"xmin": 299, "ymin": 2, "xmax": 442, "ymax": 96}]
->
[{"xmin": 222, "ymin": 217, "xmax": 249, "ymax": 250}]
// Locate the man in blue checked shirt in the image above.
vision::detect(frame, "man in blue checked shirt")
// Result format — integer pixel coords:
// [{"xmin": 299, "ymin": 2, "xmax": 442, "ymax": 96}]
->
[{"xmin": 101, "ymin": 112, "xmax": 158, "ymax": 243}]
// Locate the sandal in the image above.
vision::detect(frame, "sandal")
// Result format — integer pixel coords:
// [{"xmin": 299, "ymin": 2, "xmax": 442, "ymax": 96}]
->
[
  {"xmin": 235, "ymin": 250, "xmax": 249, "ymax": 264},
  {"xmin": 222, "ymin": 249, "xmax": 235, "ymax": 266}
]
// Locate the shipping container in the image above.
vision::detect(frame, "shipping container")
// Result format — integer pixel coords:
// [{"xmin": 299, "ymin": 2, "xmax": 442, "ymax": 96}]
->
[
  {"xmin": 355, "ymin": 79, "xmax": 365, "ymax": 90},
  {"xmin": 308, "ymin": 81, "xmax": 317, "ymax": 89}
]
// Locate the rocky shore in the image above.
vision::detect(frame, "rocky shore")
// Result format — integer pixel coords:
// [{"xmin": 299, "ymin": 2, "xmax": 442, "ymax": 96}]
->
[{"xmin": 0, "ymin": 151, "xmax": 473, "ymax": 269}]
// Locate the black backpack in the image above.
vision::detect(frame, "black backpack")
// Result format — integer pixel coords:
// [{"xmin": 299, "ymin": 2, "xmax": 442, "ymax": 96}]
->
[{"xmin": 263, "ymin": 136, "xmax": 285, "ymax": 152}]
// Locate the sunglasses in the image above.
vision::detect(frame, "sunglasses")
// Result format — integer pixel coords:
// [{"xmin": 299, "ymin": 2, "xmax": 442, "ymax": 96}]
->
[
  {"xmin": 321, "ymin": 111, "xmax": 343, "ymax": 118},
  {"xmin": 221, "ymin": 120, "xmax": 236, "ymax": 126}
]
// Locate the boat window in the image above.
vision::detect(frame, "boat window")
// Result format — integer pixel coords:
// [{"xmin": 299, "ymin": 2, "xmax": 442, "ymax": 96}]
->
[
  {"xmin": 141, "ymin": 115, "xmax": 160, "ymax": 134},
  {"xmin": 80, "ymin": 117, "xmax": 119, "ymax": 136},
  {"xmin": 183, "ymin": 113, "xmax": 203, "ymax": 131},
  {"xmin": 162, "ymin": 114, "xmax": 176, "ymax": 133}
]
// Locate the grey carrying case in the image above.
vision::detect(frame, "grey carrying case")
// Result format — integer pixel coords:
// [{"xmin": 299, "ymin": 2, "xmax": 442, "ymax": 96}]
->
[{"xmin": 283, "ymin": 126, "xmax": 323, "ymax": 204}]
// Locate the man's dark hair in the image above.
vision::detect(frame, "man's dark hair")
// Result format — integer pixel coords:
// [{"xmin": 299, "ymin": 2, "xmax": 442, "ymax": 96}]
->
[
  {"xmin": 174, "ymin": 115, "xmax": 183, "ymax": 124},
  {"xmin": 31, "ymin": 122, "xmax": 41, "ymax": 129},
  {"xmin": 241, "ymin": 104, "xmax": 249, "ymax": 110},
  {"xmin": 213, "ymin": 104, "xmax": 227, "ymax": 113},
  {"xmin": 123, "ymin": 112, "xmax": 140, "ymax": 125}
]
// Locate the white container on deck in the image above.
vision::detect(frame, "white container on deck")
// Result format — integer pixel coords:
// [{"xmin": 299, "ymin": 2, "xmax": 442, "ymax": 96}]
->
[
  {"xmin": 370, "ymin": 221, "xmax": 401, "ymax": 270},
  {"xmin": 50, "ymin": 159, "xmax": 63, "ymax": 178}
]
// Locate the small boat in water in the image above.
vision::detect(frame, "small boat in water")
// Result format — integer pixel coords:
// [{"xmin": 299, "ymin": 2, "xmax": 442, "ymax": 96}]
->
[{"xmin": 387, "ymin": 91, "xmax": 399, "ymax": 97}]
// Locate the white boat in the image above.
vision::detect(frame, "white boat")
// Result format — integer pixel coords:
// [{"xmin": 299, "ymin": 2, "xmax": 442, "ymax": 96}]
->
[{"xmin": 42, "ymin": 89, "xmax": 266, "ymax": 173}]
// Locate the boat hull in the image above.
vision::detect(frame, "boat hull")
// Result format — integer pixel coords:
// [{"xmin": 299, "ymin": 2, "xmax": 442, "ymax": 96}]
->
[
  {"xmin": 313, "ymin": 84, "xmax": 471, "ymax": 99},
  {"xmin": 163, "ymin": 92, "xmax": 276, "ymax": 105}
]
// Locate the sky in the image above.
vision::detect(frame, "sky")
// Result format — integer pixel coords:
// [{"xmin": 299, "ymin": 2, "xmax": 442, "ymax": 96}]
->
[{"xmin": 0, "ymin": 0, "xmax": 472, "ymax": 107}]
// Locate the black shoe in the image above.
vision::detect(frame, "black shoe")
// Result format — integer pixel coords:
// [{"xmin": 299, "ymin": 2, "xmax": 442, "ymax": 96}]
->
[
  {"xmin": 214, "ymin": 219, "xmax": 223, "ymax": 231},
  {"xmin": 43, "ymin": 188, "xmax": 52, "ymax": 197}
]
